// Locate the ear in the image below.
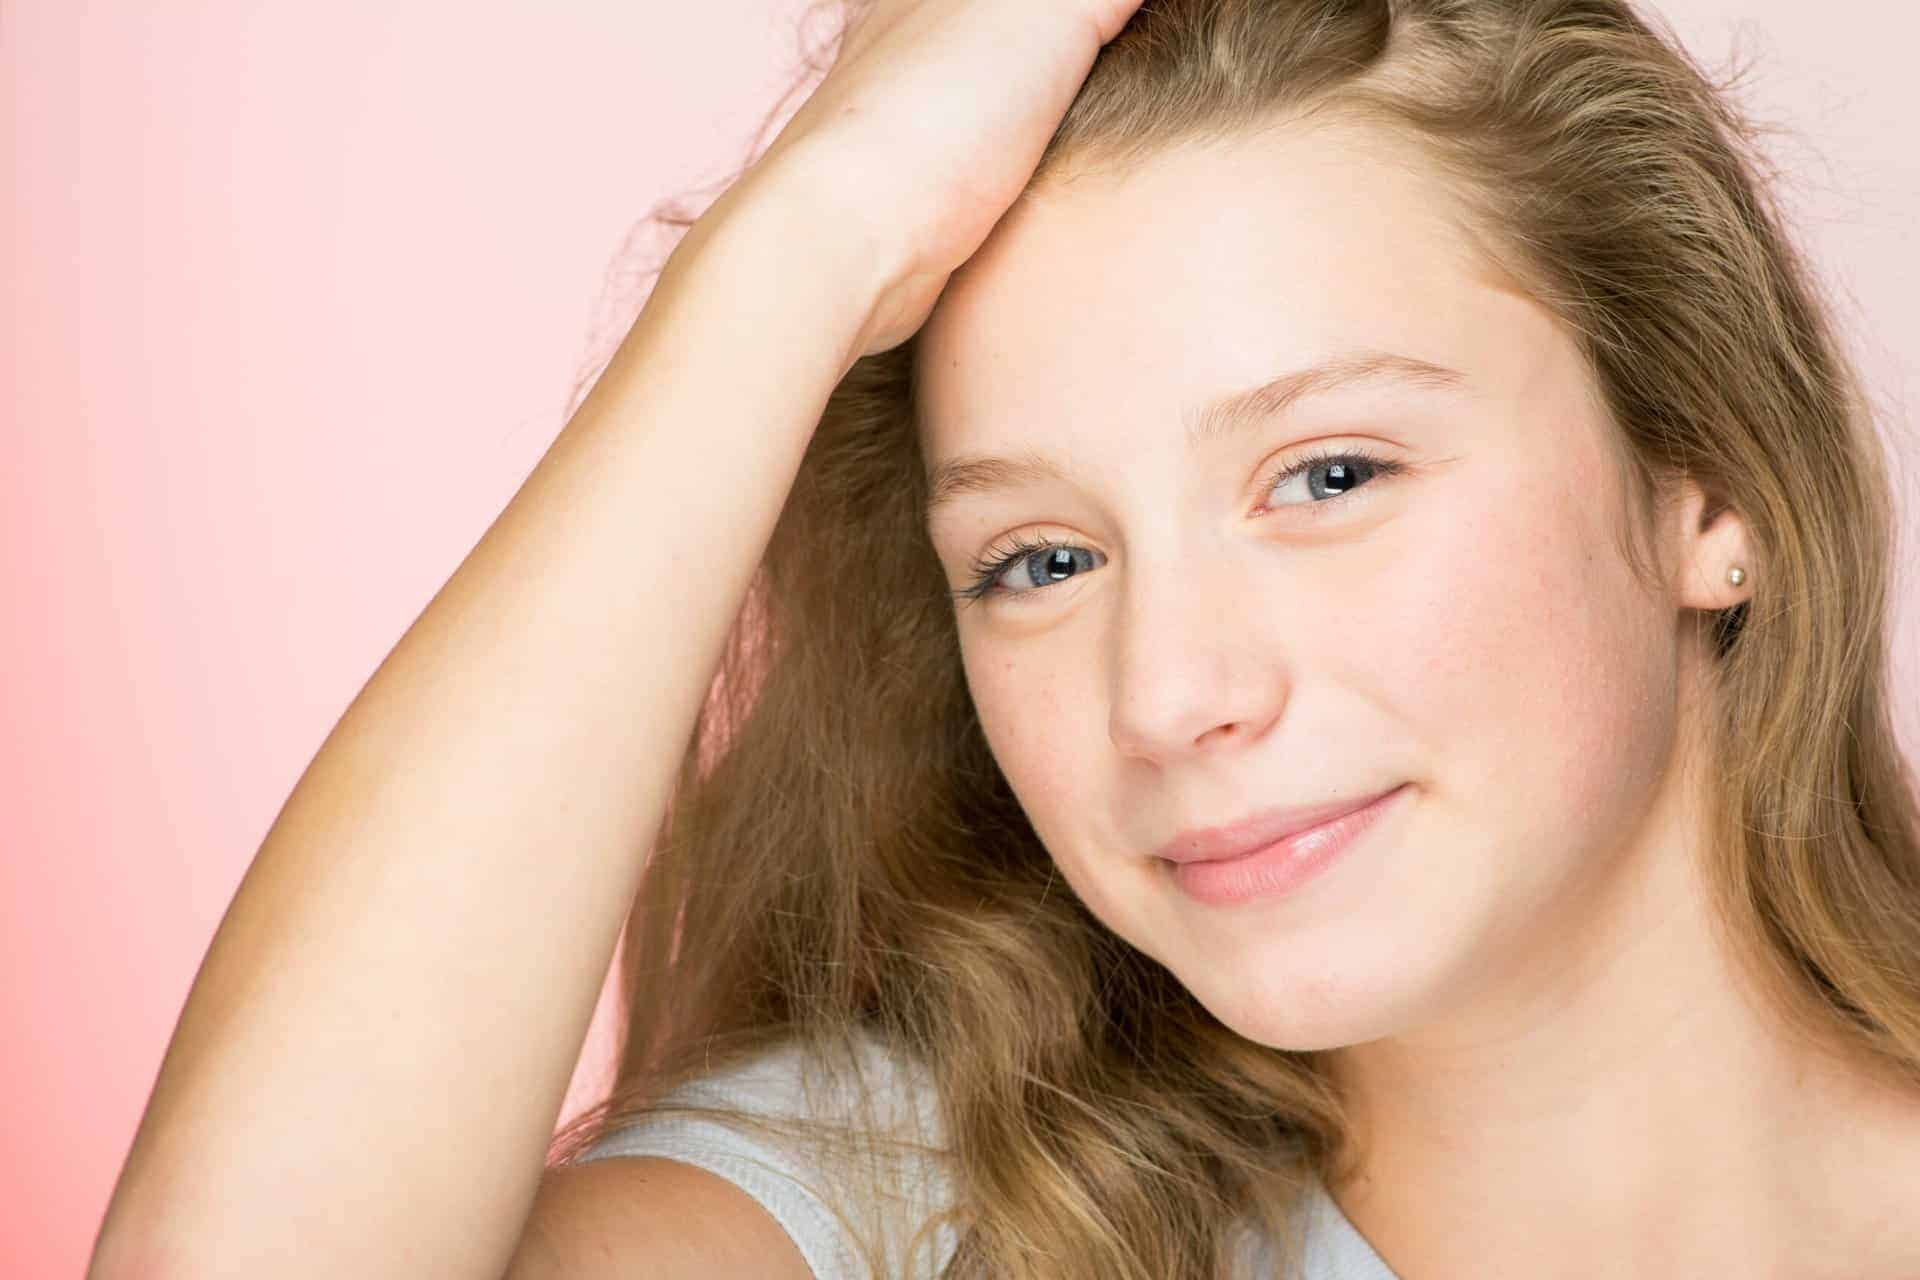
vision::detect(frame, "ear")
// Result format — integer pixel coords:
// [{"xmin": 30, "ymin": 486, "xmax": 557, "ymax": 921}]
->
[{"xmin": 1667, "ymin": 474, "xmax": 1754, "ymax": 612}]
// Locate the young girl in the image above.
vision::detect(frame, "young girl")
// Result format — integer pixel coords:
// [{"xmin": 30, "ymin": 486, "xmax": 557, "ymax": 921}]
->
[{"xmin": 93, "ymin": 1, "xmax": 1920, "ymax": 1277}]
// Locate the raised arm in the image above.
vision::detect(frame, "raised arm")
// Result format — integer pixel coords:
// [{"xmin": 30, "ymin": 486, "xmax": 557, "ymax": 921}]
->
[{"xmin": 87, "ymin": 154, "xmax": 888, "ymax": 1280}]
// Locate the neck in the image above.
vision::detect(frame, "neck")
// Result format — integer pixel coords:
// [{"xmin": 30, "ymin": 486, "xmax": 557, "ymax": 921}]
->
[{"xmin": 1319, "ymin": 733, "xmax": 1920, "ymax": 1275}]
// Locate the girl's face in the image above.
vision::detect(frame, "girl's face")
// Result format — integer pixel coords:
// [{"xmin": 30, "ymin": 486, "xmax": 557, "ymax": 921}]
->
[{"xmin": 913, "ymin": 117, "xmax": 1702, "ymax": 1051}]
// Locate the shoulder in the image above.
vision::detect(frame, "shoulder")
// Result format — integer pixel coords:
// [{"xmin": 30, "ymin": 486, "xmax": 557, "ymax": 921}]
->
[
  {"xmin": 517, "ymin": 1028, "xmax": 957, "ymax": 1279},
  {"xmin": 508, "ymin": 1154, "xmax": 813, "ymax": 1280}
]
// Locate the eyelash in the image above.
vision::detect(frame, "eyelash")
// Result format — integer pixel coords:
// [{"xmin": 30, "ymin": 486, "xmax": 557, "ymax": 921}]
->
[{"xmin": 951, "ymin": 444, "xmax": 1404, "ymax": 606}]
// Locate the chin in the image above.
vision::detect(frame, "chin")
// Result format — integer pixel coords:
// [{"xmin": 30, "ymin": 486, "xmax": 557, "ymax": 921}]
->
[{"xmin": 1163, "ymin": 931, "xmax": 1449, "ymax": 1054}]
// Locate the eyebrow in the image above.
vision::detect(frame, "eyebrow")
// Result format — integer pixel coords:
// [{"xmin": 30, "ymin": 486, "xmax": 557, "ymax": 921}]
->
[{"xmin": 922, "ymin": 348, "xmax": 1468, "ymax": 523}]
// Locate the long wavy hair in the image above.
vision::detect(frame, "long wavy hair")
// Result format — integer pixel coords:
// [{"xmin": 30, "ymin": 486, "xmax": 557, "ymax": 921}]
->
[{"xmin": 548, "ymin": 2, "xmax": 1920, "ymax": 1275}]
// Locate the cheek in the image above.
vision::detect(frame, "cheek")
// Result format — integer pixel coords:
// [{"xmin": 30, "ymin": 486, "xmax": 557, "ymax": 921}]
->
[
  {"xmin": 1388, "ymin": 453, "xmax": 1677, "ymax": 857},
  {"xmin": 960, "ymin": 629, "xmax": 1141, "ymax": 920},
  {"xmin": 960, "ymin": 640, "xmax": 1090, "ymax": 827}
]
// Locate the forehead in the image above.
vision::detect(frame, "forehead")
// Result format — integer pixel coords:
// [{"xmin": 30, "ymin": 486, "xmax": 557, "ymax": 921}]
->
[{"xmin": 912, "ymin": 116, "xmax": 1527, "ymax": 461}]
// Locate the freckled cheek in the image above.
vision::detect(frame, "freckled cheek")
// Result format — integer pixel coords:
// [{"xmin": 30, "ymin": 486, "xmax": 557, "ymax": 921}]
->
[
  {"xmin": 962, "ymin": 645, "xmax": 1120, "ymax": 883},
  {"xmin": 1386, "ymin": 484, "xmax": 1668, "ymax": 801},
  {"xmin": 963, "ymin": 648, "xmax": 1091, "ymax": 806}
]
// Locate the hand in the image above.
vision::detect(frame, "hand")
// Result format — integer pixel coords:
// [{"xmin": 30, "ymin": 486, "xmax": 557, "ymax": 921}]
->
[{"xmin": 755, "ymin": 0, "xmax": 1147, "ymax": 357}]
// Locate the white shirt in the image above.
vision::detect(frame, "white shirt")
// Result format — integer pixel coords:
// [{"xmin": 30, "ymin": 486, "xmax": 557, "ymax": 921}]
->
[{"xmin": 577, "ymin": 1029, "xmax": 1399, "ymax": 1279}]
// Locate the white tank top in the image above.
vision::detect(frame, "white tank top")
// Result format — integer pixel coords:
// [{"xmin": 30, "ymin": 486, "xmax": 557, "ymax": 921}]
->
[{"xmin": 576, "ymin": 1030, "xmax": 1399, "ymax": 1279}]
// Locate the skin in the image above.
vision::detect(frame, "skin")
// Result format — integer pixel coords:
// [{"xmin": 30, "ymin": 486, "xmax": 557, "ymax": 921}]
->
[{"xmin": 913, "ymin": 114, "xmax": 1920, "ymax": 1276}]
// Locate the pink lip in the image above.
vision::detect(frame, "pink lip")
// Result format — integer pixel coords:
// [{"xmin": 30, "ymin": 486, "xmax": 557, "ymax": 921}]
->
[
  {"xmin": 1156, "ymin": 785, "xmax": 1406, "ymax": 864},
  {"xmin": 1159, "ymin": 783, "xmax": 1409, "ymax": 907}
]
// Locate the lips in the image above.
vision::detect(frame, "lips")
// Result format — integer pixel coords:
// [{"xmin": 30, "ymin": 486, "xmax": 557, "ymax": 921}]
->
[{"xmin": 1155, "ymin": 785, "xmax": 1405, "ymax": 865}]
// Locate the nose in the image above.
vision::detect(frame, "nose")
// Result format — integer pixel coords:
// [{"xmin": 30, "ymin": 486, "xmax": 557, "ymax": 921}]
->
[{"xmin": 1105, "ymin": 538, "xmax": 1292, "ymax": 764}]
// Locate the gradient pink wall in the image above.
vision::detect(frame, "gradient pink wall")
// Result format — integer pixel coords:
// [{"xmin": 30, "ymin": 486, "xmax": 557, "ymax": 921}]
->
[{"xmin": 6, "ymin": 3, "xmax": 1916, "ymax": 1274}]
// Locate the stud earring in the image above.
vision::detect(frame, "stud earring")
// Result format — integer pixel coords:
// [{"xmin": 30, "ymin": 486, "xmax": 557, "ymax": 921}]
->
[{"xmin": 1727, "ymin": 566, "xmax": 1747, "ymax": 587}]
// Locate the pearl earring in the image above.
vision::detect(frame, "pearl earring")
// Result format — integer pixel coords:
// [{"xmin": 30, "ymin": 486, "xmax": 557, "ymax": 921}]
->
[{"xmin": 1727, "ymin": 566, "xmax": 1747, "ymax": 587}]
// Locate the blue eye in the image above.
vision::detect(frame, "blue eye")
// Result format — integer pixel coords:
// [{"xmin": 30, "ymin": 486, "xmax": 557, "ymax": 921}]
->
[
  {"xmin": 1262, "ymin": 446, "xmax": 1394, "ymax": 507},
  {"xmin": 957, "ymin": 536, "xmax": 1102, "ymax": 603},
  {"xmin": 950, "ymin": 445, "xmax": 1402, "ymax": 606}
]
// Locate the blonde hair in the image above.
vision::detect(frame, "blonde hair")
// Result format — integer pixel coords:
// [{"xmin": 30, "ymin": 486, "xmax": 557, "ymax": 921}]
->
[{"xmin": 550, "ymin": 2, "xmax": 1920, "ymax": 1275}]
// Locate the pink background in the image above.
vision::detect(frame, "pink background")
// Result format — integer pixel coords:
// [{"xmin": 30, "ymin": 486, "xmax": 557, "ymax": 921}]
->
[{"xmin": 6, "ymin": 3, "xmax": 1916, "ymax": 1274}]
